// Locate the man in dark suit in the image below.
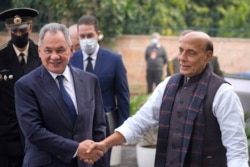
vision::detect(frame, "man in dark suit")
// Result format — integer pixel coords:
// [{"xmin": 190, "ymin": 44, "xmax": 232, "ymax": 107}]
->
[
  {"xmin": 69, "ymin": 15, "xmax": 130, "ymax": 166},
  {"xmin": 0, "ymin": 8, "xmax": 41, "ymax": 166},
  {"xmin": 69, "ymin": 15, "xmax": 130, "ymax": 133},
  {"xmin": 14, "ymin": 23, "xmax": 106, "ymax": 166}
]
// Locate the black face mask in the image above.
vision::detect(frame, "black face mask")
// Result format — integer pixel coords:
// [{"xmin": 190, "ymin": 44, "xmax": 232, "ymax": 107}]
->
[{"xmin": 11, "ymin": 33, "xmax": 29, "ymax": 48}]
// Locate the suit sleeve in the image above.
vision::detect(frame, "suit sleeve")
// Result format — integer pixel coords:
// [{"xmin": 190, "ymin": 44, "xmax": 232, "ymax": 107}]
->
[
  {"xmin": 92, "ymin": 77, "xmax": 107, "ymax": 141},
  {"xmin": 92, "ymin": 77, "xmax": 107, "ymax": 167},
  {"xmin": 114, "ymin": 55, "xmax": 130, "ymax": 125}
]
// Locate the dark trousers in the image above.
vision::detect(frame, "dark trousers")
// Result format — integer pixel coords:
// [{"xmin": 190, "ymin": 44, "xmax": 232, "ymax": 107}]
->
[
  {"xmin": 146, "ymin": 69, "xmax": 163, "ymax": 94},
  {"xmin": 0, "ymin": 155, "xmax": 23, "ymax": 167}
]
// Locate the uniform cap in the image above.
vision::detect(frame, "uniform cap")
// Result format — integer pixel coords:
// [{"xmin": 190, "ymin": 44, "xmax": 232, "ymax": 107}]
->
[{"xmin": 0, "ymin": 8, "xmax": 39, "ymax": 30}]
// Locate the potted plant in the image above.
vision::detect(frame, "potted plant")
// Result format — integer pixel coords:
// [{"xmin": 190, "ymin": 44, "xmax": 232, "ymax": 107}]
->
[{"xmin": 136, "ymin": 127, "xmax": 157, "ymax": 167}]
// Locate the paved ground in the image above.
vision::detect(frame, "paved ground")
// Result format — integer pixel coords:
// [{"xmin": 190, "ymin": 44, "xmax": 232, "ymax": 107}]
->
[{"xmin": 112, "ymin": 145, "xmax": 138, "ymax": 167}]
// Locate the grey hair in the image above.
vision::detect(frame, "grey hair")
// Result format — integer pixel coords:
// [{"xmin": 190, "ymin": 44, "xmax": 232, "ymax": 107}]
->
[{"xmin": 38, "ymin": 22, "xmax": 72, "ymax": 46}]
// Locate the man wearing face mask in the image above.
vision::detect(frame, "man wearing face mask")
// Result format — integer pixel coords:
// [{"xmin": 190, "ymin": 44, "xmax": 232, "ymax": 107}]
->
[
  {"xmin": 69, "ymin": 15, "xmax": 130, "ymax": 167},
  {"xmin": 145, "ymin": 32, "xmax": 168, "ymax": 94},
  {"xmin": 0, "ymin": 8, "xmax": 41, "ymax": 166}
]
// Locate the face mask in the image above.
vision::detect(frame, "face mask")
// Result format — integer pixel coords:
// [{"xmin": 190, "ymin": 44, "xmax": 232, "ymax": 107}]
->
[
  {"xmin": 151, "ymin": 38, "xmax": 158, "ymax": 45},
  {"xmin": 80, "ymin": 38, "xmax": 98, "ymax": 55},
  {"xmin": 11, "ymin": 33, "xmax": 29, "ymax": 48}
]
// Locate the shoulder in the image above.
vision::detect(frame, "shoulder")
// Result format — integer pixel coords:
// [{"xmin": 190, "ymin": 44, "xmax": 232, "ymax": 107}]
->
[
  {"xmin": 28, "ymin": 40, "xmax": 38, "ymax": 48},
  {"xmin": 99, "ymin": 47, "xmax": 122, "ymax": 60},
  {"xmin": 214, "ymin": 82, "xmax": 240, "ymax": 106},
  {"xmin": 71, "ymin": 66, "xmax": 97, "ymax": 79},
  {"xmin": 16, "ymin": 66, "xmax": 40, "ymax": 84},
  {"xmin": 0, "ymin": 43, "xmax": 8, "ymax": 51},
  {"xmin": 71, "ymin": 50, "xmax": 83, "ymax": 59},
  {"xmin": 99, "ymin": 47, "xmax": 119, "ymax": 55}
]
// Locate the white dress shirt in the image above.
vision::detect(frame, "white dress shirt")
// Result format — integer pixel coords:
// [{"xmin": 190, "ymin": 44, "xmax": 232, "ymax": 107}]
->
[
  {"xmin": 13, "ymin": 42, "xmax": 30, "ymax": 63},
  {"xmin": 116, "ymin": 76, "xmax": 249, "ymax": 167},
  {"xmin": 48, "ymin": 65, "xmax": 78, "ymax": 113},
  {"xmin": 82, "ymin": 44, "xmax": 100, "ymax": 71}
]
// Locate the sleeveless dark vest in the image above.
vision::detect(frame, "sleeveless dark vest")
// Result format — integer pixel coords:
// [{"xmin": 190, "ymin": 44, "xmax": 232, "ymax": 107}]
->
[{"xmin": 155, "ymin": 65, "xmax": 227, "ymax": 167}]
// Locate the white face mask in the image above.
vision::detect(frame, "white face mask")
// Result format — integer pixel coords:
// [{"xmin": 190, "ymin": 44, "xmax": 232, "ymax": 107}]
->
[{"xmin": 80, "ymin": 38, "xmax": 97, "ymax": 55}]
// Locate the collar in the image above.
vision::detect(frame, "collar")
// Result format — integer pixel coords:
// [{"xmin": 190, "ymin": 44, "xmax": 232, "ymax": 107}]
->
[
  {"xmin": 49, "ymin": 65, "xmax": 71, "ymax": 82},
  {"xmin": 13, "ymin": 42, "xmax": 30, "ymax": 56},
  {"xmin": 82, "ymin": 44, "xmax": 100, "ymax": 61}
]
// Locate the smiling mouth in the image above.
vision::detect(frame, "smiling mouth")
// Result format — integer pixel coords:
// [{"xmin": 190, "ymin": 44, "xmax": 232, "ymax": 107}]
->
[
  {"xmin": 180, "ymin": 64, "xmax": 190, "ymax": 69},
  {"xmin": 50, "ymin": 61, "xmax": 61, "ymax": 65}
]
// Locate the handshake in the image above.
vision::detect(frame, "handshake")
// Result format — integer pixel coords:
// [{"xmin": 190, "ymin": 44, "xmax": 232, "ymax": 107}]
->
[
  {"xmin": 76, "ymin": 139, "xmax": 108, "ymax": 164},
  {"xmin": 76, "ymin": 132, "xmax": 125, "ymax": 164}
]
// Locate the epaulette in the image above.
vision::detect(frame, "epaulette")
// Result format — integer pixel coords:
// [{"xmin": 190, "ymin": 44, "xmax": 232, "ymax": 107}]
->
[{"xmin": 0, "ymin": 43, "xmax": 8, "ymax": 51}]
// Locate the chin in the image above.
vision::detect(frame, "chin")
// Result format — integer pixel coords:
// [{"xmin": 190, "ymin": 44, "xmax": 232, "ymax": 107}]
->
[
  {"xmin": 48, "ymin": 67, "xmax": 63, "ymax": 74},
  {"xmin": 180, "ymin": 71, "xmax": 191, "ymax": 77}
]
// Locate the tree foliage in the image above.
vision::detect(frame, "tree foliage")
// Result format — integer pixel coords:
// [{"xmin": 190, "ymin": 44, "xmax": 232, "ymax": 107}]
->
[{"xmin": 10, "ymin": 0, "xmax": 250, "ymax": 39}]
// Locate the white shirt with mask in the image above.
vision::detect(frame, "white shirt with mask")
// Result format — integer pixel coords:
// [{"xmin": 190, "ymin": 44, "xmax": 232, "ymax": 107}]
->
[{"xmin": 82, "ymin": 44, "xmax": 100, "ymax": 71}]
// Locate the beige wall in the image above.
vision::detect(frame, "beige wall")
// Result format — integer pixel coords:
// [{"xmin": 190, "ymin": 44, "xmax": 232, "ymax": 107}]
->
[
  {"xmin": 1, "ymin": 33, "xmax": 249, "ymax": 93},
  {"xmin": 114, "ymin": 35, "xmax": 250, "ymax": 90}
]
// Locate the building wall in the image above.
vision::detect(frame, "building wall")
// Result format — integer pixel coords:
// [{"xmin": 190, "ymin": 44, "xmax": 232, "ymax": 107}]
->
[
  {"xmin": 114, "ymin": 35, "xmax": 250, "ymax": 90},
  {"xmin": 1, "ymin": 33, "xmax": 250, "ymax": 93}
]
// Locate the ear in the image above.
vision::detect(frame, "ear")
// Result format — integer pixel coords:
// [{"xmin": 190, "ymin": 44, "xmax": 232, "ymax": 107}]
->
[
  {"xmin": 6, "ymin": 25, "xmax": 11, "ymax": 35},
  {"xmin": 69, "ymin": 45, "xmax": 74, "ymax": 57},
  {"xmin": 28, "ymin": 24, "xmax": 33, "ymax": 32},
  {"xmin": 205, "ymin": 50, "xmax": 213, "ymax": 63},
  {"xmin": 38, "ymin": 47, "xmax": 41, "ymax": 58}
]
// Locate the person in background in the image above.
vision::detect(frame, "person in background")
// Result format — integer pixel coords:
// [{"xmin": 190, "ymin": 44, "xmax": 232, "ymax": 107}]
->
[
  {"xmin": 145, "ymin": 32, "xmax": 168, "ymax": 94},
  {"xmin": 69, "ymin": 15, "xmax": 130, "ymax": 167},
  {"xmin": 167, "ymin": 30, "xmax": 224, "ymax": 77},
  {"xmin": 69, "ymin": 24, "xmax": 81, "ymax": 52},
  {"xmin": 87, "ymin": 31, "xmax": 249, "ymax": 167},
  {"xmin": 0, "ymin": 8, "xmax": 41, "ymax": 167},
  {"xmin": 209, "ymin": 55, "xmax": 224, "ymax": 77},
  {"xmin": 14, "ymin": 22, "xmax": 106, "ymax": 167}
]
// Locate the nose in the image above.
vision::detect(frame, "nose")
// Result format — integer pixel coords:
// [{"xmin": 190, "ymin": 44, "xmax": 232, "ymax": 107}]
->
[
  {"xmin": 15, "ymin": 30, "xmax": 23, "ymax": 36},
  {"xmin": 179, "ymin": 52, "xmax": 188, "ymax": 63},
  {"xmin": 50, "ymin": 51, "xmax": 60, "ymax": 59}
]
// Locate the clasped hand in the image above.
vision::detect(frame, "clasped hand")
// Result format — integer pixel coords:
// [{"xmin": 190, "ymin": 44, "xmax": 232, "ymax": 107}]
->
[{"xmin": 77, "ymin": 140, "xmax": 108, "ymax": 164}]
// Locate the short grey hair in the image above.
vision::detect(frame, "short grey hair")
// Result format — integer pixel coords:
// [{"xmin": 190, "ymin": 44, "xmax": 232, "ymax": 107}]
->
[
  {"xmin": 152, "ymin": 32, "xmax": 161, "ymax": 39},
  {"xmin": 38, "ymin": 22, "xmax": 72, "ymax": 46}
]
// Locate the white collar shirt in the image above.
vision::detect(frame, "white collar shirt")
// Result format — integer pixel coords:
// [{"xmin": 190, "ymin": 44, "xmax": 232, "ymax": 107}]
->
[
  {"xmin": 82, "ymin": 44, "xmax": 100, "ymax": 71},
  {"xmin": 13, "ymin": 42, "xmax": 30, "ymax": 63},
  {"xmin": 48, "ymin": 65, "xmax": 78, "ymax": 114}
]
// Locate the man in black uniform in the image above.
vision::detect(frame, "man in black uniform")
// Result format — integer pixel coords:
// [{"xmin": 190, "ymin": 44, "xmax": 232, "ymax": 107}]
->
[{"xmin": 0, "ymin": 8, "xmax": 41, "ymax": 167}]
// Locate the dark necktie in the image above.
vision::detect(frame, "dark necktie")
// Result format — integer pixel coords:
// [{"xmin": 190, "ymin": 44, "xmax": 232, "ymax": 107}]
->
[
  {"xmin": 56, "ymin": 75, "xmax": 76, "ymax": 123},
  {"xmin": 19, "ymin": 53, "xmax": 25, "ymax": 66},
  {"xmin": 86, "ymin": 56, "xmax": 93, "ymax": 73}
]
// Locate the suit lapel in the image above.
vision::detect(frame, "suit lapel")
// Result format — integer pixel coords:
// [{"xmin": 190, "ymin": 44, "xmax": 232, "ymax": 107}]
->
[
  {"xmin": 39, "ymin": 66, "xmax": 73, "ymax": 128},
  {"xmin": 70, "ymin": 67, "xmax": 86, "ymax": 122}
]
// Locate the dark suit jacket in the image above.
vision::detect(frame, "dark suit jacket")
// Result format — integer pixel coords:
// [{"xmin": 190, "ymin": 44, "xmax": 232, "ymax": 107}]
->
[
  {"xmin": 0, "ymin": 40, "xmax": 41, "ymax": 157},
  {"xmin": 69, "ymin": 48, "xmax": 130, "ymax": 126},
  {"xmin": 14, "ymin": 65, "xmax": 106, "ymax": 167}
]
